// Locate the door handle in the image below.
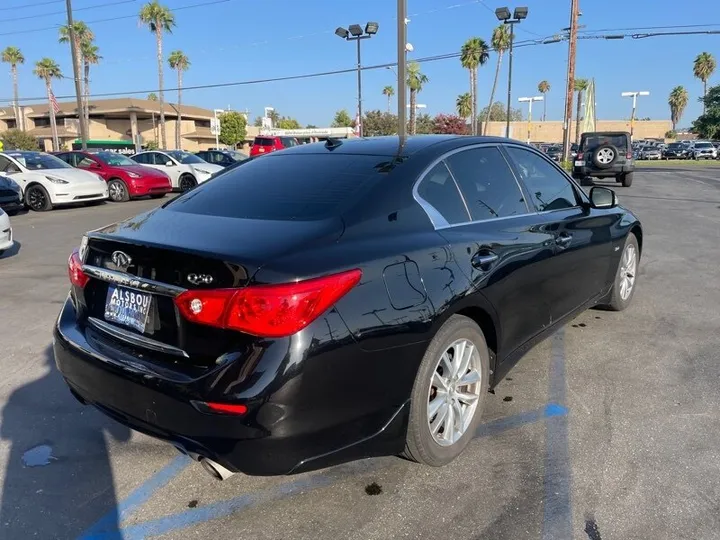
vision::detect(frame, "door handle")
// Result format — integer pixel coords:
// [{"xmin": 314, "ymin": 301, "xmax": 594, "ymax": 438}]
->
[
  {"xmin": 471, "ymin": 250, "xmax": 499, "ymax": 270},
  {"xmin": 555, "ymin": 233, "xmax": 572, "ymax": 248}
]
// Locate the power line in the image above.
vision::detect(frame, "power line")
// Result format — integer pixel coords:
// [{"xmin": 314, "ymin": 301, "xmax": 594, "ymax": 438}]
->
[
  {"xmin": 0, "ymin": 0, "xmax": 232, "ymax": 37},
  {"xmin": 0, "ymin": 0, "xmax": 64, "ymax": 11},
  {"xmin": 3, "ymin": 0, "xmax": 136, "ymax": 23},
  {"xmin": 578, "ymin": 22, "xmax": 720, "ymax": 33}
]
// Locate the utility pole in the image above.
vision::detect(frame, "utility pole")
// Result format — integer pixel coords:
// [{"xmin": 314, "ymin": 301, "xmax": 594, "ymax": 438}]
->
[
  {"xmin": 65, "ymin": 0, "xmax": 88, "ymax": 150},
  {"xmin": 397, "ymin": 0, "xmax": 408, "ymax": 139},
  {"xmin": 561, "ymin": 0, "xmax": 579, "ymax": 162}
]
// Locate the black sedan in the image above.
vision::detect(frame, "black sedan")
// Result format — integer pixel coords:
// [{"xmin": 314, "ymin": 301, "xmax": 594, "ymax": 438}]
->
[
  {"xmin": 0, "ymin": 174, "xmax": 23, "ymax": 215},
  {"xmin": 54, "ymin": 136, "xmax": 642, "ymax": 478}
]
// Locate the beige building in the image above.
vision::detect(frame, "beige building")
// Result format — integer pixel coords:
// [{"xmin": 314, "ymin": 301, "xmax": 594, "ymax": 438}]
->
[
  {"xmin": 0, "ymin": 98, "xmax": 240, "ymax": 152},
  {"xmin": 484, "ymin": 119, "xmax": 673, "ymax": 142}
]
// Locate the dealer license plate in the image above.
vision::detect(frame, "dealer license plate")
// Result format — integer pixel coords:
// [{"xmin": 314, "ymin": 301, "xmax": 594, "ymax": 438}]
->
[
  {"xmin": 574, "ymin": 160, "xmax": 585, "ymax": 167},
  {"xmin": 104, "ymin": 285, "xmax": 152, "ymax": 333}
]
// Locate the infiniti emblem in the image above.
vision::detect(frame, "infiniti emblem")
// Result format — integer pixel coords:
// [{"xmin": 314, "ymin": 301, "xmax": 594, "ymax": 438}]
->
[
  {"xmin": 187, "ymin": 273, "xmax": 214, "ymax": 285},
  {"xmin": 111, "ymin": 251, "xmax": 132, "ymax": 270}
]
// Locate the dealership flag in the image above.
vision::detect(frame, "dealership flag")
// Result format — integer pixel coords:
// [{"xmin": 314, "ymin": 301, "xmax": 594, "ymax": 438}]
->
[
  {"xmin": 580, "ymin": 79, "xmax": 596, "ymax": 135},
  {"xmin": 49, "ymin": 90, "xmax": 60, "ymax": 114},
  {"xmin": 354, "ymin": 111, "xmax": 361, "ymax": 137}
]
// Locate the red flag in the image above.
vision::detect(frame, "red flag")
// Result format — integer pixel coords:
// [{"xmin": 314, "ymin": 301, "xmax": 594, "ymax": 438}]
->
[{"xmin": 50, "ymin": 91, "xmax": 60, "ymax": 114}]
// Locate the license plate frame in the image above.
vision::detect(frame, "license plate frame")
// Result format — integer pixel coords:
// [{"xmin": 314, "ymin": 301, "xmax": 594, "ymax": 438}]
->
[
  {"xmin": 104, "ymin": 285, "xmax": 153, "ymax": 333},
  {"xmin": 574, "ymin": 160, "xmax": 585, "ymax": 167}
]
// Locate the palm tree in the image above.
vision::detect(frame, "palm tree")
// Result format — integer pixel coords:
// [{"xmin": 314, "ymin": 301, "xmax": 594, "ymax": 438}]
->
[
  {"xmin": 668, "ymin": 86, "xmax": 689, "ymax": 131},
  {"xmin": 693, "ymin": 52, "xmax": 716, "ymax": 114},
  {"xmin": 80, "ymin": 41, "xmax": 101, "ymax": 131},
  {"xmin": 460, "ymin": 37, "xmax": 490, "ymax": 135},
  {"xmin": 382, "ymin": 85, "xmax": 395, "ymax": 113},
  {"xmin": 407, "ymin": 62, "xmax": 429, "ymax": 135},
  {"xmin": 1, "ymin": 46, "xmax": 25, "ymax": 130},
  {"xmin": 139, "ymin": 1, "xmax": 176, "ymax": 149},
  {"xmin": 147, "ymin": 92, "xmax": 158, "ymax": 101},
  {"xmin": 456, "ymin": 93, "xmax": 472, "ymax": 120},
  {"xmin": 168, "ymin": 50, "xmax": 190, "ymax": 150},
  {"xmin": 33, "ymin": 58, "xmax": 63, "ymax": 151},
  {"xmin": 59, "ymin": 21, "xmax": 94, "ymax": 128},
  {"xmin": 538, "ymin": 80, "xmax": 550, "ymax": 121},
  {"xmin": 573, "ymin": 78, "xmax": 589, "ymax": 144},
  {"xmin": 483, "ymin": 25, "xmax": 511, "ymax": 135}
]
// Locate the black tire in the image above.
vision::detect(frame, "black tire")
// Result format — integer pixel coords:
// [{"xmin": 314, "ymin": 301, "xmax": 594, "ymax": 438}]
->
[
  {"xmin": 25, "ymin": 184, "xmax": 52, "ymax": 212},
  {"xmin": 621, "ymin": 172, "xmax": 633, "ymax": 187},
  {"xmin": 592, "ymin": 144, "xmax": 618, "ymax": 169},
  {"xmin": 403, "ymin": 315, "xmax": 490, "ymax": 467},
  {"xmin": 615, "ymin": 175, "xmax": 622, "ymax": 183},
  {"xmin": 107, "ymin": 179, "xmax": 130, "ymax": 202},
  {"xmin": 598, "ymin": 233, "xmax": 639, "ymax": 311},
  {"xmin": 580, "ymin": 176, "xmax": 594, "ymax": 187},
  {"xmin": 179, "ymin": 174, "xmax": 197, "ymax": 192},
  {"xmin": 149, "ymin": 193, "xmax": 166, "ymax": 199}
]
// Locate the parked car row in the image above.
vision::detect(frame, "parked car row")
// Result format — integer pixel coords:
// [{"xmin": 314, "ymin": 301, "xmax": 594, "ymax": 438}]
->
[
  {"xmin": 633, "ymin": 140, "xmax": 720, "ymax": 160},
  {"xmin": 0, "ymin": 147, "xmax": 252, "ymax": 213}
]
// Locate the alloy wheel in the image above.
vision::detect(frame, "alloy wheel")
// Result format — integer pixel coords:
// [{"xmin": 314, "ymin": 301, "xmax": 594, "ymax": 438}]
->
[
  {"xmin": 426, "ymin": 338, "xmax": 482, "ymax": 446},
  {"xmin": 109, "ymin": 181, "xmax": 126, "ymax": 202},
  {"xmin": 597, "ymin": 148, "xmax": 615, "ymax": 164},
  {"xmin": 180, "ymin": 176, "xmax": 196, "ymax": 192},
  {"xmin": 619, "ymin": 244, "xmax": 637, "ymax": 301},
  {"xmin": 27, "ymin": 187, "xmax": 47, "ymax": 211}
]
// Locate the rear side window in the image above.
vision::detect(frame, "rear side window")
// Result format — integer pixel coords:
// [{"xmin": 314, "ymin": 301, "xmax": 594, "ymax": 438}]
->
[
  {"xmin": 445, "ymin": 147, "xmax": 528, "ymax": 221},
  {"xmin": 132, "ymin": 153, "xmax": 149, "ymax": 164},
  {"xmin": 280, "ymin": 137, "xmax": 298, "ymax": 148},
  {"xmin": 416, "ymin": 162, "xmax": 470, "ymax": 226},
  {"xmin": 506, "ymin": 147, "xmax": 579, "ymax": 212},
  {"xmin": 167, "ymin": 154, "xmax": 390, "ymax": 220}
]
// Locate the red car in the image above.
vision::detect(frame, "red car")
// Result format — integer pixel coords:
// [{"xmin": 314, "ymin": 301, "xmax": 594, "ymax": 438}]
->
[
  {"xmin": 55, "ymin": 151, "xmax": 172, "ymax": 202},
  {"xmin": 249, "ymin": 136, "xmax": 299, "ymax": 157}
]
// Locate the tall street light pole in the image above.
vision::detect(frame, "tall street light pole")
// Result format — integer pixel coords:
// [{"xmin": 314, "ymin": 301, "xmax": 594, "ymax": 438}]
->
[
  {"xmin": 495, "ymin": 6, "xmax": 528, "ymax": 139},
  {"xmin": 335, "ymin": 22, "xmax": 379, "ymax": 138},
  {"xmin": 397, "ymin": 0, "xmax": 408, "ymax": 139},
  {"xmin": 65, "ymin": 0, "xmax": 88, "ymax": 150},
  {"xmin": 621, "ymin": 91, "xmax": 649, "ymax": 138},
  {"xmin": 518, "ymin": 96, "xmax": 543, "ymax": 144}
]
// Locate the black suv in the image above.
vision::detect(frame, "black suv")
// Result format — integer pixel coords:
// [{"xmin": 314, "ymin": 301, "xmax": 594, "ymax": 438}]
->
[{"xmin": 573, "ymin": 131, "xmax": 634, "ymax": 187}]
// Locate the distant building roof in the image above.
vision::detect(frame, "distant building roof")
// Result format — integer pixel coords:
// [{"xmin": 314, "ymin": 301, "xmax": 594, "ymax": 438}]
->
[{"xmin": 0, "ymin": 97, "xmax": 214, "ymax": 119}]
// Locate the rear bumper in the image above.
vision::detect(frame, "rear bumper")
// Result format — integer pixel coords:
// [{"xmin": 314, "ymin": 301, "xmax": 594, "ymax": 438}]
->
[
  {"xmin": 53, "ymin": 296, "xmax": 411, "ymax": 475},
  {"xmin": 573, "ymin": 164, "xmax": 632, "ymax": 178}
]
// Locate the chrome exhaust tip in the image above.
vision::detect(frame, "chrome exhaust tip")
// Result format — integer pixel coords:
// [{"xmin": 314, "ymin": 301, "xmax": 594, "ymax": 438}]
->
[{"xmin": 199, "ymin": 457, "xmax": 235, "ymax": 481}]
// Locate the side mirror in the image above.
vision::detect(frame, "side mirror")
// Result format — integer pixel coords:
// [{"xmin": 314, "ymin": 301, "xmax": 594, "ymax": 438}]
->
[
  {"xmin": 589, "ymin": 186, "xmax": 617, "ymax": 209},
  {"xmin": 165, "ymin": 161, "xmax": 174, "ymax": 167}
]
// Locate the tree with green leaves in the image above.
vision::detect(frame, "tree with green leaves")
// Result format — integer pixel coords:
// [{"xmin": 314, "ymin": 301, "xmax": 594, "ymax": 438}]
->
[
  {"xmin": 218, "ymin": 111, "xmax": 247, "ymax": 148},
  {"xmin": 147, "ymin": 92, "xmax": 158, "ymax": 101},
  {"xmin": 363, "ymin": 110, "xmax": 398, "ymax": 136},
  {"xmin": 456, "ymin": 93, "xmax": 472, "ymax": 120},
  {"xmin": 573, "ymin": 78, "xmax": 588, "ymax": 144},
  {"xmin": 460, "ymin": 37, "xmax": 490, "ymax": 135},
  {"xmin": 479, "ymin": 101, "xmax": 522, "ymax": 123},
  {"xmin": 277, "ymin": 117, "xmax": 301, "ymax": 129},
  {"xmin": 332, "ymin": 109, "xmax": 353, "ymax": 128},
  {"xmin": 691, "ymin": 85, "xmax": 720, "ymax": 139},
  {"xmin": 668, "ymin": 86, "xmax": 689, "ymax": 131},
  {"xmin": 1, "ymin": 128, "xmax": 38, "ymax": 150},
  {"xmin": 80, "ymin": 41, "xmax": 101, "ymax": 130},
  {"xmin": 59, "ymin": 21, "xmax": 94, "ymax": 132},
  {"xmin": 33, "ymin": 58, "xmax": 63, "ymax": 151},
  {"xmin": 694, "ymin": 52, "xmax": 716, "ymax": 114},
  {"xmin": 407, "ymin": 62, "xmax": 429, "ymax": 135},
  {"xmin": 382, "ymin": 85, "xmax": 395, "ymax": 113},
  {"xmin": 168, "ymin": 50, "xmax": 190, "ymax": 149},
  {"xmin": 306, "ymin": 124, "xmax": 318, "ymax": 129},
  {"xmin": 483, "ymin": 25, "xmax": 511, "ymax": 134},
  {"xmin": 665, "ymin": 130, "xmax": 677, "ymax": 139},
  {"xmin": 538, "ymin": 80, "xmax": 550, "ymax": 121},
  {"xmin": 139, "ymin": 1, "xmax": 176, "ymax": 149},
  {"xmin": 414, "ymin": 113, "xmax": 434, "ymax": 135},
  {"xmin": 2, "ymin": 47, "xmax": 25, "ymax": 130}
]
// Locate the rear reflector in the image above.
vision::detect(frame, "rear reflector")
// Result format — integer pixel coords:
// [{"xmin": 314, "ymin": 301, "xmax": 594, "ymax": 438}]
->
[
  {"xmin": 68, "ymin": 248, "xmax": 90, "ymax": 288},
  {"xmin": 174, "ymin": 268, "xmax": 362, "ymax": 338}
]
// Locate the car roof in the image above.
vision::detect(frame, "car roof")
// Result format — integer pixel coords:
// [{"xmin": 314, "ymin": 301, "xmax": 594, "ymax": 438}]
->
[{"xmin": 261, "ymin": 135, "xmax": 512, "ymax": 157}]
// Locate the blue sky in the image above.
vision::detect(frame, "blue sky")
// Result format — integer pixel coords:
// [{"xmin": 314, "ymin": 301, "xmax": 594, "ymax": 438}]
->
[{"xmin": 2, "ymin": 0, "xmax": 719, "ymax": 128}]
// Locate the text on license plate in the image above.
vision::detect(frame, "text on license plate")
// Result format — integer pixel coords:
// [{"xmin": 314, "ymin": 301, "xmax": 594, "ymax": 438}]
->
[
  {"xmin": 104, "ymin": 285, "xmax": 152, "ymax": 333},
  {"xmin": 574, "ymin": 160, "xmax": 585, "ymax": 166}
]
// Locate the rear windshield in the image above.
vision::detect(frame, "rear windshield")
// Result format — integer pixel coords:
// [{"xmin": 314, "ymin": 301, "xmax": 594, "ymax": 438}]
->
[
  {"xmin": 166, "ymin": 154, "xmax": 389, "ymax": 220},
  {"xmin": 254, "ymin": 137, "xmax": 274, "ymax": 146},
  {"xmin": 695, "ymin": 142, "xmax": 713, "ymax": 148},
  {"xmin": 581, "ymin": 135, "xmax": 628, "ymax": 150}
]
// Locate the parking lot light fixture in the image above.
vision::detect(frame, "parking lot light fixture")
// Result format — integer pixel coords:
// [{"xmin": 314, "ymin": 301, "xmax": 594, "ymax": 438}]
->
[
  {"xmin": 621, "ymin": 91, "xmax": 650, "ymax": 137},
  {"xmin": 495, "ymin": 7, "xmax": 529, "ymax": 137},
  {"xmin": 518, "ymin": 96, "xmax": 543, "ymax": 144},
  {"xmin": 335, "ymin": 22, "xmax": 380, "ymax": 138}
]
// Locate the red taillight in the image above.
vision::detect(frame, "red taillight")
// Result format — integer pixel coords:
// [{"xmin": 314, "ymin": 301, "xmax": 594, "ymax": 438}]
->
[
  {"xmin": 205, "ymin": 402, "xmax": 248, "ymax": 415},
  {"xmin": 626, "ymin": 151, "xmax": 633, "ymax": 159},
  {"xmin": 68, "ymin": 248, "xmax": 89, "ymax": 288},
  {"xmin": 174, "ymin": 269, "xmax": 362, "ymax": 338},
  {"xmin": 576, "ymin": 152, "xmax": 584, "ymax": 160}
]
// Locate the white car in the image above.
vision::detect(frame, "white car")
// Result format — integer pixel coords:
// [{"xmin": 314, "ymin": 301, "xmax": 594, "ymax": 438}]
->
[
  {"xmin": 0, "ymin": 208, "xmax": 13, "ymax": 256},
  {"xmin": 130, "ymin": 150, "xmax": 223, "ymax": 192},
  {"xmin": 0, "ymin": 151, "xmax": 108, "ymax": 212},
  {"xmin": 690, "ymin": 141, "xmax": 717, "ymax": 160}
]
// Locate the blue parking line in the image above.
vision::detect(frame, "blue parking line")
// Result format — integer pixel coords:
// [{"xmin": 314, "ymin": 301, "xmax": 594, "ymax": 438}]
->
[
  {"xmin": 542, "ymin": 329, "xmax": 573, "ymax": 540},
  {"xmin": 475, "ymin": 403, "xmax": 568, "ymax": 438},
  {"xmin": 78, "ymin": 454, "xmax": 191, "ymax": 540}
]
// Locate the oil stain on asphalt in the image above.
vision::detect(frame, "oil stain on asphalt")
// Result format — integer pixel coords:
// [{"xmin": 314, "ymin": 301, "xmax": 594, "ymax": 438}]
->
[
  {"xmin": 21, "ymin": 443, "xmax": 57, "ymax": 467},
  {"xmin": 584, "ymin": 517, "xmax": 602, "ymax": 540},
  {"xmin": 364, "ymin": 482, "xmax": 382, "ymax": 496}
]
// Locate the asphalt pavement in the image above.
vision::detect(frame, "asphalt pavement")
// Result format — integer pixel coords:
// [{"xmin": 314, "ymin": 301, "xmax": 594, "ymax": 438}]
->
[{"xmin": 1, "ymin": 167, "xmax": 719, "ymax": 539}]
